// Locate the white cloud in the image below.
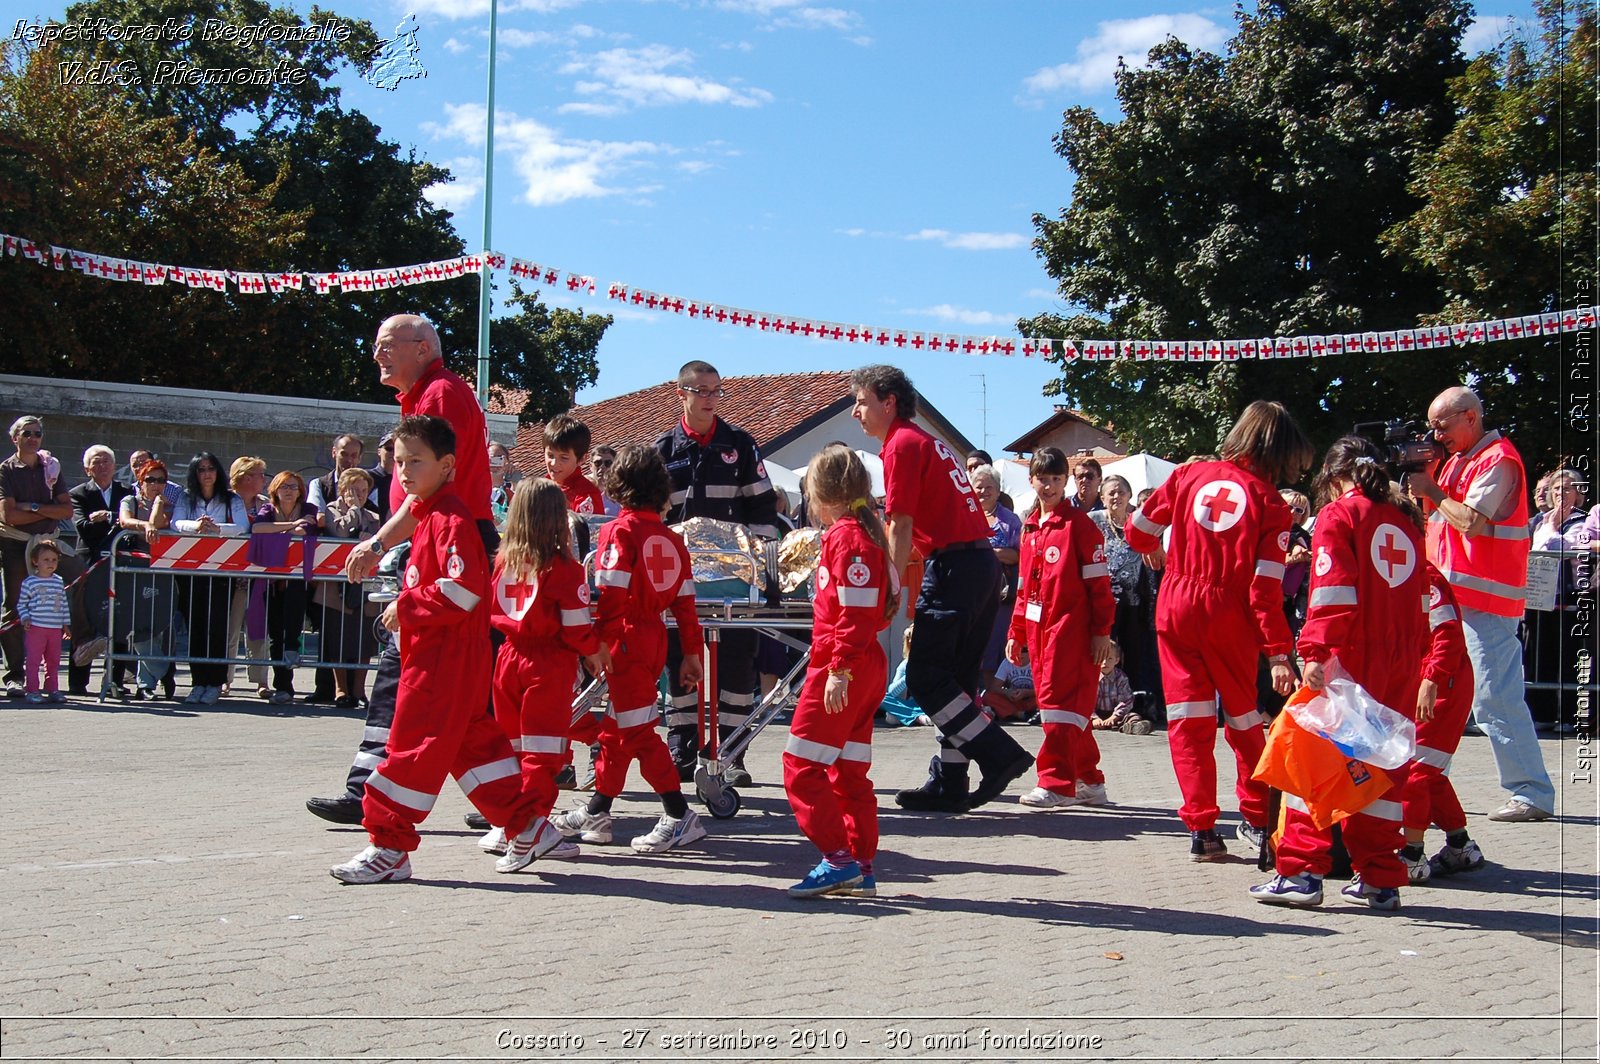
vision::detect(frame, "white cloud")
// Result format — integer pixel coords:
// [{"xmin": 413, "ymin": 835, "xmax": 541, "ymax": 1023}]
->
[
  {"xmin": 1023, "ymin": 13, "xmax": 1228, "ymax": 96},
  {"xmin": 426, "ymin": 103, "xmax": 662, "ymax": 207},
  {"xmin": 677, "ymin": 160, "xmax": 715, "ymax": 174},
  {"xmin": 422, "ymin": 157, "xmax": 484, "ymax": 213},
  {"xmin": 499, "ymin": 28, "xmax": 558, "ymax": 47},
  {"xmin": 715, "ymin": 0, "xmax": 864, "ymax": 35},
  {"xmin": 1461, "ymin": 15, "xmax": 1532, "ymax": 55},
  {"xmin": 906, "ymin": 304, "xmax": 1016, "ymax": 326},
  {"xmin": 559, "ymin": 45, "xmax": 774, "ymax": 112},
  {"xmin": 442, "ymin": 36, "xmax": 469, "ymax": 54},
  {"xmin": 906, "ymin": 229, "xmax": 1028, "ymax": 251},
  {"xmin": 408, "ymin": 0, "xmax": 586, "ymax": 18}
]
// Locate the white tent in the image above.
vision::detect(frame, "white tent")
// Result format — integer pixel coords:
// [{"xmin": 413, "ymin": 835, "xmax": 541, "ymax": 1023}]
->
[
  {"xmin": 764, "ymin": 460, "xmax": 803, "ymax": 507},
  {"xmin": 797, "ymin": 449, "xmax": 886, "ymax": 498},
  {"xmin": 1100, "ymin": 453, "xmax": 1178, "ymax": 497},
  {"xmin": 994, "ymin": 458, "xmax": 1036, "ymax": 515}
]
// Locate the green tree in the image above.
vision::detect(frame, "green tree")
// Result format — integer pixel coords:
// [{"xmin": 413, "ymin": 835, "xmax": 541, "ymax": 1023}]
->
[
  {"xmin": 1026, "ymin": 0, "xmax": 1477, "ymax": 465},
  {"xmin": 1385, "ymin": 1, "xmax": 1596, "ymax": 474}
]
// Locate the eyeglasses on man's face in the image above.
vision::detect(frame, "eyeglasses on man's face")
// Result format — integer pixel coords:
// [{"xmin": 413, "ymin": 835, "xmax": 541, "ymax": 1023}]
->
[
  {"xmin": 1427, "ymin": 409, "xmax": 1468, "ymax": 432},
  {"xmin": 680, "ymin": 385, "xmax": 726, "ymax": 399},
  {"xmin": 375, "ymin": 338, "xmax": 423, "ymax": 355}
]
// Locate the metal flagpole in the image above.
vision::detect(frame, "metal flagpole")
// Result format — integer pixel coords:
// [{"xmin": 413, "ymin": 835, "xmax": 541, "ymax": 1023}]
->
[{"xmin": 474, "ymin": 0, "xmax": 499, "ymax": 408}]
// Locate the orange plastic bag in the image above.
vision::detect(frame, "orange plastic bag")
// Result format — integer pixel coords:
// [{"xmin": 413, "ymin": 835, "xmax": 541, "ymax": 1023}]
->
[{"xmin": 1253, "ymin": 687, "xmax": 1398, "ymax": 830}]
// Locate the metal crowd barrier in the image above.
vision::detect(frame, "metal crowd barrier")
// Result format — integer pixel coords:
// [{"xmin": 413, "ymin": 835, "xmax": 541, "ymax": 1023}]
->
[
  {"xmin": 97, "ymin": 530, "xmax": 385, "ymax": 701},
  {"xmin": 1523, "ymin": 549, "xmax": 1596, "ymax": 701}
]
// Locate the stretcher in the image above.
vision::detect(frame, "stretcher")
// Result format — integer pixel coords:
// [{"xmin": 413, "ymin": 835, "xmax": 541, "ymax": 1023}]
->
[{"xmin": 581, "ymin": 516, "xmax": 818, "ymax": 819}]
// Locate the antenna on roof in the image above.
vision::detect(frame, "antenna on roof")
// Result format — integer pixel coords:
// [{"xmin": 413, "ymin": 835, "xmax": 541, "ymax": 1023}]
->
[{"xmin": 971, "ymin": 373, "xmax": 987, "ymax": 451}]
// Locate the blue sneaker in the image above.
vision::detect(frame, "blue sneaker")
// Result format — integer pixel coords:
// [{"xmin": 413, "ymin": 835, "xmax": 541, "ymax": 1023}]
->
[
  {"xmin": 1341, "ymin": 875, "xmax": 1401, "ymax": 910},
  {"xmin": 787, "ymin": 859, "xmax": 863, "ymax": 898},
  {"xmin": 1248, "ymin": 872, "xmax": 1324, "ymax": 907},
  {"xmin": 843, "ymin": 873, "xmax": 877, "ymax": 897}
]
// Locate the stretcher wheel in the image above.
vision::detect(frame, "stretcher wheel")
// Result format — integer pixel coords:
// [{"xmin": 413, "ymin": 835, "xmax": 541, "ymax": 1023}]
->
[{"xmin": 704, "ymin": 787, "xmax": 741, "ymax": 819}]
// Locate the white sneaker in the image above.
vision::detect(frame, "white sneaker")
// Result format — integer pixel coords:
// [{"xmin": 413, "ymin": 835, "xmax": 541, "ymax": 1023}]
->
[
  {"xmin": 550, "ymin": 804, "xmax": 613, "ymax": 844},
  {"xmin": 1073, "ymin": 781, "xmax": 1110, "ymax": 806},
  {"xmin": 544, "ymin": 839, "xmax": 581, "ymax": 859},
  {"xmin": 201, "ymin": 686, "xmax": 221, "ymax": 705},
  {"xmin": 1401, "ymin": 850, "xmax": 1431, "ymax": 883},
  {"xmin": 496, "ymin": 817, "xmax": 567, "ymax": 873},
  {"xmin": 478, "ymin": 827, "xmax": 508, "ymax": 855},
  {"xmin": 1019, "ymin": 786, "xmax": 1084, "ymax": 809},
  {"xmin": 631, "ymin": 809, "xmax": 707, "ymax": 853},
  {"xmin": 330, "ymin": 845, "xmax": 411, "ymax": 884}
]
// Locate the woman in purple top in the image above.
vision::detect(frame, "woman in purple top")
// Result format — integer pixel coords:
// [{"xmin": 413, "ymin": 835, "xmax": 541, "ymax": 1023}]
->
[
  {"xmin": 250, "ymin": 471, "xmax": 318, "ymax": 703},
  {"xmin": 969, "ymin": 465, "xmax": 1022, "ymax": 692}
]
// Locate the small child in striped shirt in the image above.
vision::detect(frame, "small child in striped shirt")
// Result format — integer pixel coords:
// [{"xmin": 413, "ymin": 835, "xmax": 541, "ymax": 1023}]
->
[{"xmin": 18, "ymin": 537, "xmax": 71, "ymax": 704}]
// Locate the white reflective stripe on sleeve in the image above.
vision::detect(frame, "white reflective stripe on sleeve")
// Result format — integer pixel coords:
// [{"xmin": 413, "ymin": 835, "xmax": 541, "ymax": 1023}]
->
[
  {"xmin": 1081, "ymin": 562, "xmax": 1109, "ymax": 579},
  {"xmin": 1225, "ymin": 710, "xmax": 1264, "ymax": 731},
  {"xmin": 1255, "ymin": 559, "xmax": 1286, "ymax": 580},
  {"xmin": 837, "ymin": 586, "xmax": 880, "ymax": 607},
  {"xmin": 1166, "ymin": 700, "xmax": 1216, "ymax": 720},
  {"xmin": 1429, "ymin": 605, "xmax": 1457, "ymax": 629},
  {"xmin": 1310, "ymin": 585, "xmax": 1358, "ymax": 607},
  {"xmin": 931, "ymin": 693, "xmax": 970, "ymax": 727},
  {"xmin": 1480, "ymin": 522, "xmax": 1530, "ymax": 541},
  {"xmin": 595, "ymin": 569, "xmax": 632, "ymax": 588},
  {"xmin": 1131, "ymin": 510, "xmax": 1165, "ymax": 538},
  {"xmin": 456, "ymin": 756, "xmax": 520, "ymax": 794},
  {"xmin": 363, "ymin": 726, "xmax": 390, "ymax": 744},
  {"xmin": 367, "ymin": 769, "xmax": 439, "ymax": 812},
  {"xmin": 512, "ymin": 734, "xmax": 569, "ymax": 755},
  {"xmin": 559, "ymin": 608, "xmax": 590, "ymax": 626},
  {"xmin": 839, "ymin": 741, "xmax": 872, "ymax": 763},
  {"xmin": 678, "ymin": 579, "xmax": 696, "ymax": 597},
  {"xmin": 613, "ymin": 704, "xmax": 657, "ymax": 729},
  {"xmin": 1283, "ymin": 793, "xmax": 1310, "ymax": 814},
  {"xmin": 738, "ymin": 479, "xmax": 774, "ymax": 497},
  {"xmin": 435, "ymin": 578, "xmax": 481, "ymax": 612},
  {"xmin": 699, "ymin": 484, "xmax": 741, "ymax": 498},
  {"xmin": 352, "ymin": 750, "xmax": 384, "ymax": 771},
  {"xmin": 784, "ymin": 734, "xmax": 842, "ymax": 765},
  {"xmin": 1360, "ymin": 797, "xmax": 1404, "ymax": 822},
  {"xmin": 1039, "ymin": 708, "xmax": 1089, "ymax": 729},
  {"xmin": 1413, "ymin": 744, "xmax": 1453, "ymax": 770},
  {"xmin": 668, "ymin": 693, "xmax": 698, "ymax": 709}
]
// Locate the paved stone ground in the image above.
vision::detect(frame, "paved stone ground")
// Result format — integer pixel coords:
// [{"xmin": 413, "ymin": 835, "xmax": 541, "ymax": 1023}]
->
[{"xmin": 1, "ymin": 680, "xmax": 1596, "ymax": 1063}]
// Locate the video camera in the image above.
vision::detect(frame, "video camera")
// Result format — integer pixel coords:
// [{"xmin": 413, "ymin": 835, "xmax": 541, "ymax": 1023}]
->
[{"xmin": 1352, "ymin": 420, "xmax": 1445, "ymax": 475}]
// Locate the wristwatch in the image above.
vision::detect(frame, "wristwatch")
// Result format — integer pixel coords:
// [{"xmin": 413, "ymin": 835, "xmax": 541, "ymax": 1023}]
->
[
  {"xmin": 366, "ymin": 537, "xmax": 385, "ymax": 557},
  {"xmin": 29, "ymin": 502, "xmax": 39, "ymax": 513}
]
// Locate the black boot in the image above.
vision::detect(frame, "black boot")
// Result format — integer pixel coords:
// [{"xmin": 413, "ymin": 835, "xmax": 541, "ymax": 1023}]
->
[
  {"xmin": 965, "ymin": 723, "xmax": 1035, "ymax": 810},
  {"xmin": 895, "ymin": 756, "xmax": 969, "ymax": 813}
]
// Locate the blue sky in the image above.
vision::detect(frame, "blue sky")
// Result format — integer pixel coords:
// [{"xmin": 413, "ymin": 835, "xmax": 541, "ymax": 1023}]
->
[{"xmin": 27, "ymin": 0, "xmax": 1536, "ymax": 453}]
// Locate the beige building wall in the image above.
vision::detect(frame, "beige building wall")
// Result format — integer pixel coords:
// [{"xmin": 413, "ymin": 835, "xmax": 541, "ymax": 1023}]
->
[{"xmin": 1, "ymin": 374, "xmax": 519, "ymax": 484}]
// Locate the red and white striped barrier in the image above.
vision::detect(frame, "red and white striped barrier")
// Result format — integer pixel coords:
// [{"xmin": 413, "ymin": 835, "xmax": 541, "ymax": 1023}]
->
[{"xmin": 145, "ymin": 535, "xmax": 355, "ymax": 577}]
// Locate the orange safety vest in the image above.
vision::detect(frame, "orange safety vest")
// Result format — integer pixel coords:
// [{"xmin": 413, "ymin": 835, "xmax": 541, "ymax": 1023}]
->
[{"xmin": 1425, "ymin": 431, "xmax": 1529, "ymax": 618}]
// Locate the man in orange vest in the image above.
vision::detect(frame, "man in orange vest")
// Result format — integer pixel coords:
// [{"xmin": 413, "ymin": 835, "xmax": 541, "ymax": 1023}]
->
[{"xmin": 1407, "ymin": 386, "xmax": 1554, "ymax": 822}]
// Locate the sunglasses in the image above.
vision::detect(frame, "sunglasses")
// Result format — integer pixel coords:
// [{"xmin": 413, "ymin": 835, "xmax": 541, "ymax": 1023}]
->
[
  {"xmin": 145, "ymin": 477, "xmax": 168, "ymax": 484},
  {"xmin": 18, "ymin": 430, "xmax": 42, "ymax": 438}
]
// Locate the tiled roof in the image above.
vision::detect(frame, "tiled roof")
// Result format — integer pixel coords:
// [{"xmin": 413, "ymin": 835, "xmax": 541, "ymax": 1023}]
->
[{"xmin": 494, "ymin": 371, "xmax": 858, "ymax": 476}]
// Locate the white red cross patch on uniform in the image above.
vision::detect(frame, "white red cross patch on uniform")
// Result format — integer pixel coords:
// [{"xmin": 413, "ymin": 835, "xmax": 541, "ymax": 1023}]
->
[
  {"xmin": 847, "ymin": 560, "xmax": 870, "ymax": 586},
  {"xmin": 816, "ymin": 564, "xmax": 831, "ymax": 591},
  {"xmin": 1192, "ymin": 479, "xmax": 1246, "ymax": 533},
  {"xmin": 1314, "ymin": 548, "xmax": 1332, "ymax": 577},
  {"xmin": 600, "ymin": 544, "xmax": 620, "ymax": 570},
  {"xmin": 405, "ymin": 564, "xmax": 420, "ymax": 588},
  {"xmin": 1278, "ymin": 530, "xmax": 1291, "ymax": 552},
  {"xmin": 497, "ymin": 572, "xmax": 538, "ymax": 621},
  {"xmin": 445, "ymin": 549, "xmax": 465, "ymax": 580},
  {"xmin": 1369, "ymin": 523, "xmax": 1415, "ymax": 588},
  {"xmin": 641, "ymin": 533, "xmax": 683, "ymax": 593},
  {"xmin": 721, "ymin": 450, "xmax": 738, "ymax": 464},
  {"xmin": 577, "ymin": 498, "xmax": 594, "ymax": 515},
  {"xmin": 1044, "ymin": 545, "xmax": 1062, "ymax": 564}
]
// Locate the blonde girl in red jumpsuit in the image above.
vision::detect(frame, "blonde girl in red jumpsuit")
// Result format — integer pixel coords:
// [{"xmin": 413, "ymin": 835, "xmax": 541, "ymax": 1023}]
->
[
  {"xmin": 1006, "ymin": 447, "xmax": 1117, "ymax": 809},
  {"xmin": 550, "ymin": 446, "xmax": 708, "ymax": 855},
  {"xmin": 484, "ymin": 479, "xmax": 612, "ymax": 872},
  {"xmin": 1125, "ymin": 401, "xmax": 1314, "ymax": 861},
  {"xmin": 782, "ymin": 445, "xmax": 897, "ymax": 898},
  {"xmin": 1250, "ymin": 436, "xmax": 1428, "ymax": 910}
]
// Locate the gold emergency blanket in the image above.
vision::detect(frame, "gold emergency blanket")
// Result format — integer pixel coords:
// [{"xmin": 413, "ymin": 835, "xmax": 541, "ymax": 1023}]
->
[{"xmin": 776, "ymin": 527, "xmax": 822, "ymax": 594}]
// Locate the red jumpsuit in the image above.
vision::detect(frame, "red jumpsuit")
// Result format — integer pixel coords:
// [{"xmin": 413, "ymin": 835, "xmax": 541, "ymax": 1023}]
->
[
  {"xmin": 783, "ymin": 516, "xmax": 892, "ymax": 862},
  {"xmin": 1402, "ymin": 563, "xmax": 1475, "ymax": 835},
  {"xmin": 363, "ymin": 492, "xmax": 535, "ymax": 852},
  {"xmin": 1276, "ymin": 489, "xmax": 1428, "ymax": 889},
  {"xmin": 1010, "ymin": 504, "xmax": 1115, "ymax": 795},
  {"xmin": 1125, "ymin": 459, "xmax": 1293, "ymax": 832},
  {"xmin": 592, "ymin": 509, "xmax": 703, "ymax": 798},
  {"xmin": 560, "ymin": 471, "xmax": 605, "ymax": 517},
  {"xmin": 489, "ymin": 554, "xmax": 598, "ymax": 821}
]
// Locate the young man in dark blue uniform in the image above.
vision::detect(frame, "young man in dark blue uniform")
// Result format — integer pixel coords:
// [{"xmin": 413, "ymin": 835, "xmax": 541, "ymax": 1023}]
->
[{"xmin": 654, "ymin": 361, "xmax": 781, "ymax": 785}]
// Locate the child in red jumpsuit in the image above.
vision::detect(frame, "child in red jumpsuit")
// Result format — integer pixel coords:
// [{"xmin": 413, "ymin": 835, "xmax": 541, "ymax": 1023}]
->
[
  {"xmin": 550, "ymin": 445, "xmax": 708, "ymax": 854},
  {"xmin": 1250, "ymin": 437, "xmax": 1428, "ymax": 910},
  {"xmin": 331, "ymin": 414, "xmax": 541, "ymax": 885},
  {"xmin": 483, "ymin": 478, "xmax": 612, "ymax": 872},
  {"xmin": 1007, "ymin": 447, "xmax": 1116, "ymax": 809},
  {"xmin": 782, "ymin": 444, "xmax": 896, "ymax": 898},
  {"xmin": 1125, "ymin": 401, "xmax": 1314, "ymax": 861},
  {"xmin": 1397, "ymin": 501, "xmax": 1484, "ymax": 881}
]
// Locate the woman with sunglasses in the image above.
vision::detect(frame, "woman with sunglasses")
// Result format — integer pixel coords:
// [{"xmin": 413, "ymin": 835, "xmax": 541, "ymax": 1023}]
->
[{"xmin": 172, "ymin": 452, "xmax": 246, "ymax": 704}]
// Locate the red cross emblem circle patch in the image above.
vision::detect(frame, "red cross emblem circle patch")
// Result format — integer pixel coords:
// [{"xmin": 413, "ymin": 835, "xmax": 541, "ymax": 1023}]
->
[
  {"xmin": 721, "ymin": 450, "xmax": 738, "ymax": 464},
  {"xmin": 1314, "ymin": 548, "xmax": 1332, "ymax": 577},
  {"xmin": 816, "ymin": 564, "xmax": 830, "ymax": 591},
  {"xmin": 847, "ymin": 561, "xmax": 870, "ymax": 586},
  {"xmin": 404, "ymin": 564, "xmax": 419, "ymax": 588},
  {"xmin": 1369, "ymin": 523, "xmax": 1415, "ymax": 588},
  {"xmin": 445, "ymin": 551, "xmax": 465, "ymax": 580},
  {"xmin": 1044, "ymin": 545, "xmax": 1062, "ymax": 564},
  {"xmin": 599, "ymin": 543, "xmax": 620, "ymax": 570},
  {"xmin": 1428, "ymin": 584, "xmax": 1441, "ymax": 609},
  {"xmin": 640, "ymin": 533, "xmax": 683, "ymax": 593},
  {"xmin": 1192, "ymin": 479, "xmax": 1246, "ymax": 533},
  {"xmin": 497, "ymin": 572, "xmax": 538, "ymax": 621}
]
